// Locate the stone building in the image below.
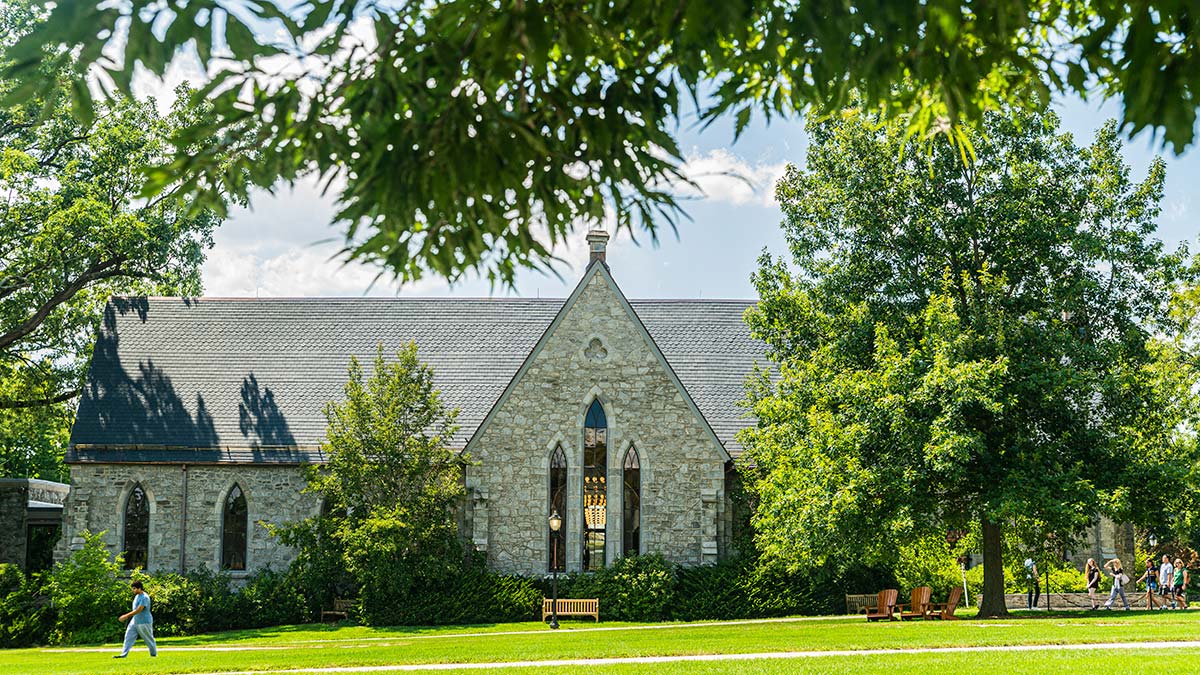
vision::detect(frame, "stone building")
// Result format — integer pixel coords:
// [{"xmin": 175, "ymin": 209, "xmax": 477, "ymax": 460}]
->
[
  {"xmin": 59, "ymin": 231, "xmax": 766, "ymax": 576},
  {"xmin": 0, "ymin": 478, "xmax": 69, "ymax": 573}
]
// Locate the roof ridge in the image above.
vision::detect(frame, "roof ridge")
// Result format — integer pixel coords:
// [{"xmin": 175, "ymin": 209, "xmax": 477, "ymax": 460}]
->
[{"xmin": 110, "ymin": 296, "xmax": 757, "ymax": 303}]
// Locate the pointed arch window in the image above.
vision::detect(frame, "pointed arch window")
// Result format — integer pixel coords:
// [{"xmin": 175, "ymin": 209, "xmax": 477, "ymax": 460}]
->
[
  {"xmin": 222, "ymin": 484, "xmax": 248, "ymax": 571},
  {"xmin": 123, "ymin": 483, "xmax": 149, "ymax": 570},
  {"xmin": 583, "ymin": 400, "xmax": 607, "ymax": 570},
  {"xmin": 549, "ymin": 445, "xmax": 567, "ymax": 571},
  {"xmin": 623, "ymin": 446, "xmax": 641, "ymax": 557}
]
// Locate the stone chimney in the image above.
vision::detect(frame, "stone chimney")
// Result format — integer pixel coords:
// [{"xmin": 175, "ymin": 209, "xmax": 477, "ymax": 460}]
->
[{"xmin": 586, "ymin": 228, "xmax": 609, "ymax": 265}]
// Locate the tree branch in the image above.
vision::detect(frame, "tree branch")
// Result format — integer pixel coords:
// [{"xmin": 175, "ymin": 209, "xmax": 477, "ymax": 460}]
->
[
  {"xmin": 0, "ymin": 388, "xmax": 80, "ymax": 409},
  {"xmin": 0, "ymin": 255, "xmax": 133, "ymax": 352}
]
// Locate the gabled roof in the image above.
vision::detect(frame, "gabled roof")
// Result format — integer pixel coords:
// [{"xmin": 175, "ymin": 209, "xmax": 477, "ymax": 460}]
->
[
  {"xmin": 466, "ymin": 261, "xmax": 730, "ymax": 461},
  {"xmin": 68, "ymin": 290, "xmax": 767, "ymax": 464}
]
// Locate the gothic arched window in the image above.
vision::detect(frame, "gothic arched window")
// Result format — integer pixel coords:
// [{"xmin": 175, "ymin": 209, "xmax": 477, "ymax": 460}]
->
[
  {"xmin": 549, "ymin": 445, "xmax": 567, "ymax": 571},
  {"xmin": 222, "ymin": 484, "xmax": 248, "ymax": 571},
  {"xmin": 623, "ymin": 446, "xmax": 641, "ymax": 557},
  {"xmin": 123, "ymin": 483, "xmax": 149, "ymax": 570},
  {"xmin": 583, "ymin": 399, "xmax": 607, "ymax": 570}
]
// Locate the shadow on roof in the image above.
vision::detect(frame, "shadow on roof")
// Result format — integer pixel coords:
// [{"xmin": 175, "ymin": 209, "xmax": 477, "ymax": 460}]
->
[{"xmin": 238, "ymin": 373, "xmax": 296, "ymax": 448}]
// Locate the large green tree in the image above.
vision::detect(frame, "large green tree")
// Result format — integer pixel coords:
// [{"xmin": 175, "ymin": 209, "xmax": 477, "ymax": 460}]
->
[
  {"xmin": 740, "ymin": 108, "xmax": 1198, "ymax": 617},
  {"xmin": 287, "ymin": 343, "xmax": 465, "ymax": 624},
  {"xmin": 0, "ymin": 4, "xmax": 229, "ymax": 480},
  {"xmin": 3, "ymin": 1, "xmax": 1198, "ymax": 285}
]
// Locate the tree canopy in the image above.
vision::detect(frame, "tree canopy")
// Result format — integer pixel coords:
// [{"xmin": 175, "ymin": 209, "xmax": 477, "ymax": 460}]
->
[
  {"xmin": 0, "ymin": 4, "xmax": 229, "ymax": 480},
  {"xmin": 4, "ymin": 1, "xmax": 1198, "ymax": 285},
  {"xmin": 289, "ymin": 343, "xmax": 465, "ymax": 624},
  {"xmin": 740, "ymin": 107, "xmax": 1199, "ymax": 616}
]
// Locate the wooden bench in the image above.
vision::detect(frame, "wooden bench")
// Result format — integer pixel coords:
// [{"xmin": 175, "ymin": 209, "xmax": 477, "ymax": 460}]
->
[
  {"xmin": 321, "ymin": 598, "xmax": 352, "ymax": 622},
  {"xmin": 845, "ymin": 593, "xmax": 880, "ymax": 615},
  {"xmin": 542, "ymin": 598, "xmax": 599, "ymax": 622}
]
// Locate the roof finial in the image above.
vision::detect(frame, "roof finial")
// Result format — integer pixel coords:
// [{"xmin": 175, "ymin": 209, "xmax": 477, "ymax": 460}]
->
[{"xmin": 586, "ymin": 228, "xmax": 609, "ymax": 266}]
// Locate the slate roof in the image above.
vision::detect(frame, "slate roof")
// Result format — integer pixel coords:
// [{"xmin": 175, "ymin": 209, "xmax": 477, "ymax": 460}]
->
[{"xmin": 68, "ymin": 295, "xmax": 767, "ymax": 464}]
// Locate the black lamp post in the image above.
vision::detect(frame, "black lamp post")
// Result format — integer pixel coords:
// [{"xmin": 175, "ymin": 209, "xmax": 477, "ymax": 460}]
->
[{"xmin": 549, "ymin": 510, "xmax": 561, "ymax": 629}]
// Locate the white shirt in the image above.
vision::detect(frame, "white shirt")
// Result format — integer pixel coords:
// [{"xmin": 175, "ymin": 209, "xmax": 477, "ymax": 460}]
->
[{"xmin": 1160, "ymin": 562, "xmax": 1174, "ymax": 587}]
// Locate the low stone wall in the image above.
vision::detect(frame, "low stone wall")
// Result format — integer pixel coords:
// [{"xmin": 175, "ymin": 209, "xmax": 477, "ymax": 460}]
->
[{"xmin": 1001, "ymin": 591, "xmax": 1149, "ymax": 610}]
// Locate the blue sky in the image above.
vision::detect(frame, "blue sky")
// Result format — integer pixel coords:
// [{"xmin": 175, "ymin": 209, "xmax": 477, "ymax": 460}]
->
[{"xmin": 200, "ymin": 94, "xmax": 1198, "ymax": 301}]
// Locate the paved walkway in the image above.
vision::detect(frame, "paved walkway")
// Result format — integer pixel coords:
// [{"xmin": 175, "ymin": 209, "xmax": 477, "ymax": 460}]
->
[
  {"xmin": 46, "ymin": 615, "xmax": 848, "ymax": 652},
  {"xmin": 179, "ymin": 640, "xmax": 1200, "ymax": 674}
]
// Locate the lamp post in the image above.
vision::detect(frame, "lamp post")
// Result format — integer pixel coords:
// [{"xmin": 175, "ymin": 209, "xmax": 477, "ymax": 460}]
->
[
  {"xmin": 946, "ymin": 530, "xmax": 969, "ymax": 607},
  {"xmin": 549, "ymin": 510, "xmax": 562, "ymax": 629}
]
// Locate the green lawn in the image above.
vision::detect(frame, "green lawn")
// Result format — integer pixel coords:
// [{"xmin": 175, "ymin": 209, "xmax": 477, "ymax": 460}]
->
[{"xmin": 3, "ymin": 610, "xmax": 1199, "ymax": 675}]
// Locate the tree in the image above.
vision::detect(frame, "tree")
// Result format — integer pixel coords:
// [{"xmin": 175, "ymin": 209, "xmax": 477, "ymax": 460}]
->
[
  {"xmin": 0, "ymin": 4, "xmax": 230, "ymax": 480},
  {"xmin": 288, "ymin": 343, "xmax": 465, "ymax": 624},
  {"xmin": 740, "ymin": 107, "xmax": 1198, "ymax": 617},
  {"xmin": 4, "ymin": 1, "xmax": 1199, "ymax": 286}
]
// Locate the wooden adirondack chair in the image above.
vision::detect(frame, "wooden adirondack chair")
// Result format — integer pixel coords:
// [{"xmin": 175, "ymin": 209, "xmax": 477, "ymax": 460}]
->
[
  {"xmin": 898, "ymin": 586, "xmax": 933, "ymax": 620},
  {"xmin": 865, "ymin": 589, "xmax": 899, "ymax": 622},
  {"xmin": 927, "ymin": 587, "xmax": 962, "ymax": 620}
]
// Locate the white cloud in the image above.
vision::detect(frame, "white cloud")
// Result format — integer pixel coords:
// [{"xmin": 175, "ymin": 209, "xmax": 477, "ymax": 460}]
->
[
  {"xmin": 202, "ymin": 241, "xmax": 450, "ymax": 297},
  {"xmin": 130, "ymin": 50, "xmax": 209, "ymax": 113},
  {"xmin": 675, "ymin": 149, "xmax": 788, "ymax": 207}
]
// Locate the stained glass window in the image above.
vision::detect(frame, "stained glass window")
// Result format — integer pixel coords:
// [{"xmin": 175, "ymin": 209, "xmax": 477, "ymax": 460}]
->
[
  {"xmin": 549, "ymin": 445, "xmax": 567, "ymax": 571},
  {"xmin": 123, "ymin": 483, "xmax": 149, "ymax": 570},
  {"xmin": 222, "ymin": 484, "xmax": 248, "ymax": 571},
  {"xmin": 583, "ymin": 400, "xmax": 607, "ymax": 570},
  {"xmin": 623, "ymin": 446, "xmax": 640, "ymax": 557}
]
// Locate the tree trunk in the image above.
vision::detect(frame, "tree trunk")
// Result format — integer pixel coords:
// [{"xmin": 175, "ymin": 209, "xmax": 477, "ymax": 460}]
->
[{"xmin": 978, "ymin": 518, "xmax": 1009, "ymax": 617}]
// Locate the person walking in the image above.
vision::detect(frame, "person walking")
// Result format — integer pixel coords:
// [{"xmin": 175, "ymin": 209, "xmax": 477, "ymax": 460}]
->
[
  {"xmin": 1086, "ymin": 558, "xmax": 1101, "ymax": 610},
  {"xmin": 1136, "ymin": 556, "xmax": 1161, "ymax": 610},
  {"xmin": 1102, "ymin": 558, "xmax": 1130, "ymax": 610},
  {"xmin": 1173, "ymin": 558, "xmax": 1189, "ymax": 610},
  {"xmin": 1160, "ymin": 555, "xmax": 1176, "ymax": 609},
  {"xmin": 1024, "ymin": 558, "xmax": 1040, "ymax": 610},
  {"xmin": 114, "ymin": 581, "xmax": 156, "ymax": 659}
]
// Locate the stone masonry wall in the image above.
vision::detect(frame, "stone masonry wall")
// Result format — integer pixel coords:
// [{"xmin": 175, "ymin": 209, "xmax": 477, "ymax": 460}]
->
[
  {"xmin": 1, "ymin": 479, "xmax": 69, "ymax": 568},
  {"xmin": 468, "ymin": 268, "xmax": 728, "ymax": 575},
  {"xmin": 0, "ymin": 481, "xmax": 28, "ymax": 566},
  {"xmin": 57, "ymin": 463, "xmax": 318, "ymax": 576}
]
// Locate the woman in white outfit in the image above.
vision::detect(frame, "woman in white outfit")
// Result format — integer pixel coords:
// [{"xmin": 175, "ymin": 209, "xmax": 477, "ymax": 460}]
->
[{"xmin": 1102, "ymin": 558, "xmax": 1131, "ymax": 610}]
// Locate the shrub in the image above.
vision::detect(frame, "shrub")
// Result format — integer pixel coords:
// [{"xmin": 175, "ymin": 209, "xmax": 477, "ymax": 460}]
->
[
  {"xmin": 45, "ymin": 532, "xmax": 127, "ymax": 644},
  {"xmin": 670, "ymin": 556, "xmax": 895, "ymax": 621},
  {"xmin": 351, "ymin": 550, "xmax": 541, "ymax": 627},
  {"xmin": 672, "ymin": 559, "xmax": 747, "ymax": 620},
  {"xmin": 236, "ymin": 569, "xmax": 311, "ymax": 628},
  {"xmin": 894, "ymin": 533, "xmax": 964, "ymax": 599},
  {"xmin": 0, "ymin": 564, "xmax": 54, "ymax": 647},
  {"xmin": 273, "ymin": 515, "xmax": 355, "ymax": 619},
  {"xmin": 128, "ymin": 569, "xmax": 247, "ymax": 636},
  {"xmin": 129, "ymin": 570, "xmax": 203, "ymax": 636},
  {"xmin": 565, "ymin": 554, "xmax": 676, "ymax": 622}
]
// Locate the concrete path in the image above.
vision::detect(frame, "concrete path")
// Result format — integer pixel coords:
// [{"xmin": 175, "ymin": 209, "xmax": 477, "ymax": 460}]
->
[
  {"xmin": 46, "ymin": 615, "xmax": 849, "ymax": 652},
  {"xmin": 178, "ymin": 640, "xmax": 1200, "ymax": 674}
]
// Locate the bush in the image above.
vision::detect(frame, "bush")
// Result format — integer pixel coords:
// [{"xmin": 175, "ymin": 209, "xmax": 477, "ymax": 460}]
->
[
  {"xmin": 236, "ymin": 569, "xmax": 311, "ymax": 628},
  {"xmin": 129, "ymin": 568, "xmax": 251, "ymax": 636},
  {"xmin": 353, "ymin": 552, "xmax": 541, "ymax": 626},
  {"xmin": 129, "ymin": 570, "xmax": 204, "ymax": 637},
  {"xmin": 273, "ymin": 515, "xmax": 355, "ymax": 620},
  {"xmin": 0, "ymin": 564, "xmax": 54, "ymax": 647},
  {"xmin": 564, "ymin": 554, "xmax": 676, "ymax": 622},
  {"xmin": 672, "ymin": 559, "xmax": 747, "ymax": 620},
  {"xmin": 46, "ymin": 532, "xmax": 127, "ymax": 644},
  {"xmin": 548, "ymin": 554, "xmax": 894, "ymax": 622}
]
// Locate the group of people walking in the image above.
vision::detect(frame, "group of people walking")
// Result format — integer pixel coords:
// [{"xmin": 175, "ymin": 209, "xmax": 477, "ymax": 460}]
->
[{"xmin": 1085, "ymin": 555, "xmax": 1190, "ymax": 611}]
